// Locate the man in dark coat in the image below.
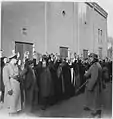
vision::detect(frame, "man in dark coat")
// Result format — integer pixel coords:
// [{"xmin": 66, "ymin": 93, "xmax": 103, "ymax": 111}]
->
[
  {"xmin": 78, "ymin": 60, "xmax": 85, "ymax": 93},
  {"xmin": 19, "ymin": 59, "xmax": 38, "ymax": 112},
  {"xmin": 84, "ymin": 53, "xmax": 103, "ymax": 118},
  {"xmin": 84, "ymin": 58, "xmax": 90, "ymax": 71},
  {"xmin": 108, "ymin": 60, "xmax": 112, "ymax": 82},
  {"xmin": 54, "ymin": 58, "xmax": 62, "ymax": 101},
  {"xmin": 48, "ymin": 57, "xmax": 59, "ymax": 104},
  {"xmin": 57, "ymin": 61, "xmax": 65, "ymax": 100},
  {"xmin": 61, "ymin": 60, "xmax": 72, "ymax": 98},
  {"xmin": 0, "ymin": 57, "xmax": 8, "ymax": 102},
  {"xmin": 73, "ymin": 59, "xmax": 81, "ymax": 89},
  {"xmin": 33, "ymin": 60, "xmax": 42, "ymax": 106},
  {"xmin": 39, "ymin": 55, "xmax": 54, "ymax": 110},
  {"xmin": 0, "ymin": 58, "xmax": 3, "ymax": 102}
]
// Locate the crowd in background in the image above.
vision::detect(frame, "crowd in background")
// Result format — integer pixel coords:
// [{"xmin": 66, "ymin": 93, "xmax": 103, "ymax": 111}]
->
[{"xmin": 0, "ymin": 51, "xmax": 112, "ymax": 116}]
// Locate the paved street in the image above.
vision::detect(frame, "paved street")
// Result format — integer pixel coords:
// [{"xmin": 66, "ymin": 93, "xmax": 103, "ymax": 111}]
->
[
  {"xmin": 39, "ymin": 82, "xmax": 112, "ymax": 118},
  {"xmin": 0, "ymin": 82, "xmax": 112, "ymax": 118}
]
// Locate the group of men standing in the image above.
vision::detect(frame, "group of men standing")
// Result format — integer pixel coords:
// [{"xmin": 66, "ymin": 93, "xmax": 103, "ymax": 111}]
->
[{"xmin": 0, "ymin": 51, "xmax": 112, "ymax": 118}]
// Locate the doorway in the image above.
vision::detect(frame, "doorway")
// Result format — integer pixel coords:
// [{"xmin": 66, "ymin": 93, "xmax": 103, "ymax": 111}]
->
[
  {"xmin": 98, "ymin": 47, "xmax": 102, "ymax": 59},
  {"xmin": 15, "ymin": 41, "xmax": 33, "ymax": 61},
  {"xmin": 59, "ymin": 46, "xmax": 68, "ymax": 59},
  {"xmin": 83, "ymin": 49, "xmax": 88, "ymax": 59}
]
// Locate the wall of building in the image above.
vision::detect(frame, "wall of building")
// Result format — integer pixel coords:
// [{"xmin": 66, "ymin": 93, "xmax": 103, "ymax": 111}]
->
[
  {"xmin": 78, "ymin": 2, "xmax": 107, "ymax": 58},
  {"xmin": 78, "ymin": 3, "xmax": 94, "ymax": 56},
  {"xmin": 1, "ymin": 2, "xmax": 45, "ymax": 57},
  {"xmin": 93, "ymin": 6, "xmax": 107, "ymax": 59},
  {"xmin": 47, "ymin": 2, "xmax": 72, "ymax": 54},
  {"xmin": 1, "ymin": 2, "xmax": 108, "ymax": 58},
  {"xmin": 47, "ymin": 2, "xmax": 78, "ymax": 55}
]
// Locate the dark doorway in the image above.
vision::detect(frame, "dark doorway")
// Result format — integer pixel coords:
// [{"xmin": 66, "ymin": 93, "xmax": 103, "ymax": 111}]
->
[
  {"xmin": 83, "ymin": 49, "xmax": 88, "ymax": 59},
  {"xmin": 59, "ymin": 46, "xmax": 68, "ymax": 59},
  {"xmin": 15, "ymin": 41, "xmax": 33, "ymax": 61},
  {"xmin": 98, "ymin": 47, "xmax": 102, "ymax": 59}
]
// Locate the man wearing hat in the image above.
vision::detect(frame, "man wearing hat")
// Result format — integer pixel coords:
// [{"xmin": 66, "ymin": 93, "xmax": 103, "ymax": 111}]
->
[
  {"xmin": 84, "ymin": 53, "xmax": 103, "ymax": 117},
  {"xmin": 18, "ymin": 58, "xmax": 38, "ymax": 112},
  {"xmin": 3, "ymin": 53, "xmax": 21, "ymax": 115},
  {"xmin": 0, "ymin": 56, "xmax": 9, "ymax": 104}
]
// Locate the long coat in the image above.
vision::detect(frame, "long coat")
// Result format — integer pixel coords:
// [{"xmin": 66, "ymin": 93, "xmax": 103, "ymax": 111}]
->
[
  {"xmin": 3, "ymin": 63, "xmax": 21, "ymax": 113},
  {"xmin": 72, "ymin": 61, "xmax": 81, "ymax": 88},
  {"xmin": 20, "ymin": 62, "xmax": 37, "ymax": 111},
  {"xmin": 57, "ymin": 63, "xmax": 65, "ymax": 94},
  {"xmin": 62, "ymin": 62, "xmax": 72, "ymax": 96},
  {"xmin": 0, "ymin": 58, "xmax": 5, "ymax": 102},
  {"xmin": 39, "ymin": 67, "xmax": 54, "ymax": 98},
  {"xmin": 48, "ymin": 61, "xmax": 57, "ymax": 97},
  {"xmin": 84, "ymin": 62, "xmax": 103, "ymax": 110}
]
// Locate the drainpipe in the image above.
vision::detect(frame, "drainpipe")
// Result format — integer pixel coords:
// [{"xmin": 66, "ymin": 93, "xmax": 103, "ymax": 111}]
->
[
  {"xmin": 45, "ymin": 2, "xmax": 47, "ymax": 53},
  {"xmin": 77, "ymin": 3, "xmax": 79, "ymax": 56},
  {"xmin": 93, "ymin": 4, "xmax": 95, "ymax": 53},
  {"xmin": 73, "ymin": 2, "xmax": 75, "ymax": 54}
]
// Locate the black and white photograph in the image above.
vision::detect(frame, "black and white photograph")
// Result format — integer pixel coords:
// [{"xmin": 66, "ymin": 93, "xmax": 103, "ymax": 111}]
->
[{"xmin": 0, "ymin": 0, "xmax": 112, "ymax": 118}]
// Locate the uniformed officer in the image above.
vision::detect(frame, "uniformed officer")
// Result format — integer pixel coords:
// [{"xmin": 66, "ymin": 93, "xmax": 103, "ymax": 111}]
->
[
  {"xmin": 3, "ymin": 54, "xmax": 21, "ymax": 115},
  {"xmin": 84, "ymin": 53, "xmax": 103, "ymax": 118}
]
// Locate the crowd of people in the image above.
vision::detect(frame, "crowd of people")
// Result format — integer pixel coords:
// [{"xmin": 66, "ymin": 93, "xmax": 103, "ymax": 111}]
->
[{"xmin": 0, "ymin": 50, "xmax": 112, "ymax": 117}]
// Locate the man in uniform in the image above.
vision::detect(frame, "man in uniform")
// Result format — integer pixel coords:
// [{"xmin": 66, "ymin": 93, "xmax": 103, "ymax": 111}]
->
[
  {"xmin": 84, "ymin": 53, "xmax": 103, "ymax": 118},
  {"xmin": 3, "ymin": 54, "xmax": 21, "ymax": 115}
]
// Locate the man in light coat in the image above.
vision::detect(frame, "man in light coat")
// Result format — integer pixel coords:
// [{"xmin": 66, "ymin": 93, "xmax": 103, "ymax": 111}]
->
[
  {"xmin": 3, "ymin": 54, "xmax": 21, "ymax": 115},
  {"xmin": 84, "ymin": 53, "xmax": 103, "ymax": 118}
]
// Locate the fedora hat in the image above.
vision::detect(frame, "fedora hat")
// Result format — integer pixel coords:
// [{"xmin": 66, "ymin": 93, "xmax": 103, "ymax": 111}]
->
[{"xmin": 89, "ymin": 53, "xmax": 98, "ymax": 59}]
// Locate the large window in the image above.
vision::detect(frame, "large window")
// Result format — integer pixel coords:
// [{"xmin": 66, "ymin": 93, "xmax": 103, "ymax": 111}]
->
[
  {"xmin": 98, "ymin": 47, "xmax": 102, "ymax": 59},
  {"xmin": 98, "ymin": 29, "xmax": 102, "ymax": 44}
]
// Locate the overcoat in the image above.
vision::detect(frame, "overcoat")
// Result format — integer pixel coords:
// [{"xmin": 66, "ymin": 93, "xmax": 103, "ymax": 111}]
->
[
  {"xmin": 3, "ymin": 63, "xmax": 21, "ymax": 113},
  {"xmin": 48, "ymin": 61, "xmax": 58, "ymax": 97},
  {"xmin": 72, "ymin": 61, "xmax": 81, "ymax": 88},
  {"xmin": 0, "ymin": 58, "xmax": 5, "ymax": 102},
  {"xmin": 62, "ymin": 62, "xmax": 72, "ymax": 96},
  {"xmin": 39, "ymin": 66, "xmax": 54, "ymax": 98},
  {"xmin": 84, "ymin": 62, "xmax": 103, "ymax": 110},
  {"xmin": 20, "ymin": 62, "xmax": 37, "ymax": 111}
]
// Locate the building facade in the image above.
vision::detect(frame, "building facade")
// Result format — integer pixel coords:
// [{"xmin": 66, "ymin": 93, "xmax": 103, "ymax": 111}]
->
[
  {"xmin": 1, "ymin": 2, "xmax": 108, "ymax": 59},
  {"xmin": 107, "ymin": 37, "xmax": 113, "ymax": 60}
]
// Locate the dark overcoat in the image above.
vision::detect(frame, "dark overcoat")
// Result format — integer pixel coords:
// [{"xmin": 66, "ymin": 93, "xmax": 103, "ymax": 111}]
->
[
  {"xmin": 39, "ymin": 66, "xmax": 54, "ymax": 98},
  {"xmin": 62, "ymin": 62, "xmax": 72, "ymax": 96},
  {"xmin": 20, "ymin": 62, "xmax": 37, "ymax": 111}
]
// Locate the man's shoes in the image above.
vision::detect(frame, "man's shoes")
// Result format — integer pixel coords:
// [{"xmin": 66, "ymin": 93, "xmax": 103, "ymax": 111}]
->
[
  {"xmin": 9, "ymin": 112, "xmax": 18, "ymax": 116},
  {"xmin": 40, "ymin": 105, "xmax": 46, "ymax": 110},
  {"xmin": 0, "ymin": 101, "xmax": 3, "ymax": 110},
  {"xmin": 84, "ymin": 106, "xmax": 91, "ymax": 111},
  {"xmin": 91, "ymin": 110, "xmax": 101, "ymax": 118}
]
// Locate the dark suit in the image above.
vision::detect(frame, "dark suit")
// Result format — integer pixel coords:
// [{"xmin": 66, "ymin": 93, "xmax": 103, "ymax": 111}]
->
[
  {"xmin": 62, "ymin": 62, "xmax": 72, "ymax": 98},
  {"xmin": 0, "ymin": 58, "xmax": 5, "ymax": 102}
]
